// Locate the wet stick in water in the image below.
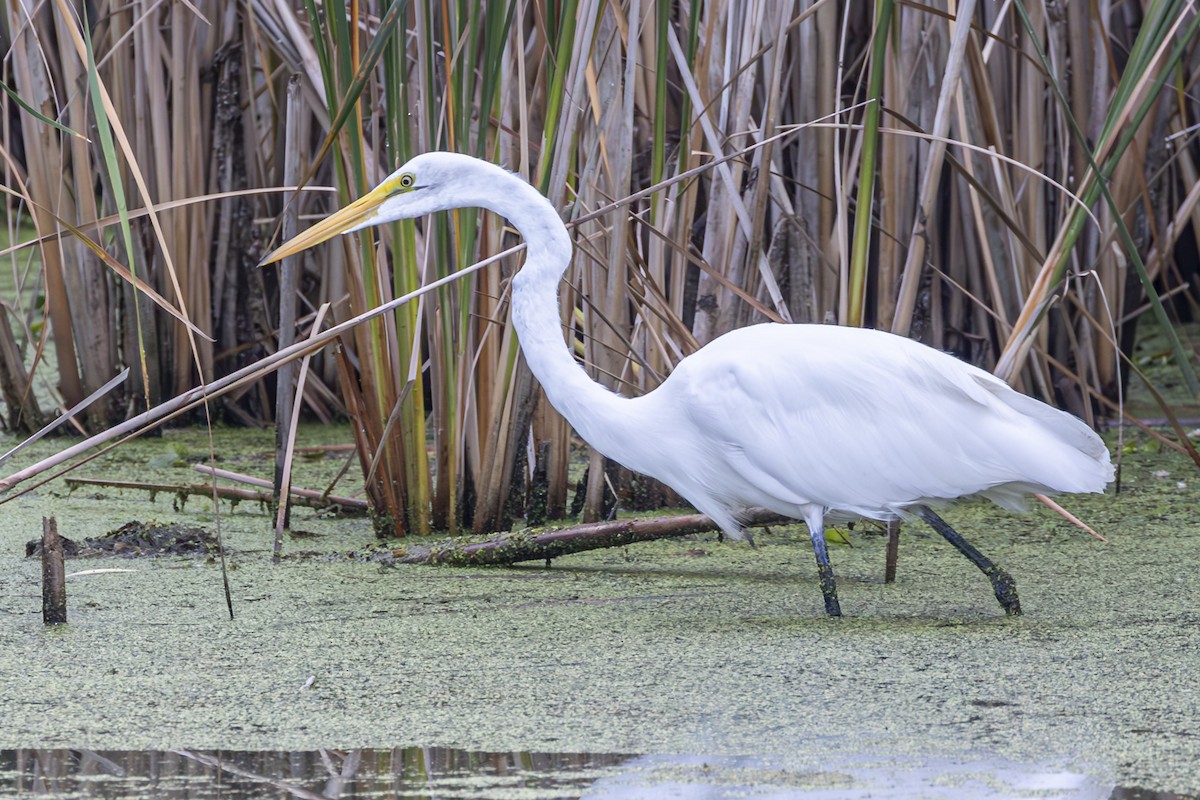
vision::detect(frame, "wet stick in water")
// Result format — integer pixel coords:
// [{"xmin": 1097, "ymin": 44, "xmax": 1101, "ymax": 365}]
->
[
  {"xmin": 384, "ymin": 510, "xmax": 790, "ymax": 566},
  {"xmin": 884, "ymin": 518, "xmax": 901, "ymax": 583},
  {"xmin": 41, "ymin": 516, "xmax": 67, "ymax": 625}
]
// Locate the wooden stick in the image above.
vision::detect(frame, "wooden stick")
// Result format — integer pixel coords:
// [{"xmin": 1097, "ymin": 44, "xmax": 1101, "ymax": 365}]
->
[
  {"xmin": 193, "ymin": 464, "xmax": 366, "ymax": 510},
  {"xmin": 884, "ymin": 518, "xmax": 900, "ymax": 583},
  {"xmin": 42, "ymin": 516, "xmax": 67, "ymax": 625},
  {"xmin": 384, "ymin": 509, "xmax": 790, "ymax": 566},
  {"xmin": 64, "ymin": 476, "xmax": 367, "ymax": 512}
]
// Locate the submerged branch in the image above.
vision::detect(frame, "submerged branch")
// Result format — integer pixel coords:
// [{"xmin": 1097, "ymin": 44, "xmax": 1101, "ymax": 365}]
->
[{"xmin": 380, "ymin": 509, "xmax": 789, "ymax": 566}]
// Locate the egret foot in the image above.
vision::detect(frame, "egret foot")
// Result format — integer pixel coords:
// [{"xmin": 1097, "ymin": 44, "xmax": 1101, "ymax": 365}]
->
[
  {"xmin": 916, "ymin": 506, "xmax": 1022, "ymax": 616},
  {"xmin": 984, "ymin": 565, "xmax": 1022, "ymax": 616}
]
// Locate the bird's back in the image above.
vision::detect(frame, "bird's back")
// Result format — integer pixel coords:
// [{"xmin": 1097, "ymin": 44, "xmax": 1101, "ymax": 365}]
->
[{"xmin": 640, "ymin": 324, "xmax": 1113, "ymax": 528}]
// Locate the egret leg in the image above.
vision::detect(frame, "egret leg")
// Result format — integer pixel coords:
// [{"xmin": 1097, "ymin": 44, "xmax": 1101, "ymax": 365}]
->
[
  {"xmin": 802, "ymin": 508, "xmax": 841, "ymax": 617},
  {"xmin": 915, "ymin": 506, "xmax": 1022, "ymax": 616}
]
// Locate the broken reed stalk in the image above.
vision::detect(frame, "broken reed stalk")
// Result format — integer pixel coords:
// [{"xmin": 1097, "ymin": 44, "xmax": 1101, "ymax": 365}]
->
[
  {"xmin": 383, "ymin": 509, "xmax": 790, "ymax": 567},
  {"xmin": 884, "ymin": 518, "xmax": 901, "ymax": 584},
  {"xmin": 63, "ymin": 476, "xmax": 367, "ymax": 512},
  {"xmin": 41, "ymin": 516, "xmax": 67, "ymax": 625},
  {"xmin": 273, "ymin": 72, "xmax": 305, "ymax": 537},
  {"xmin": 193, "ymin": 464, "xmax": 365, "ymax": 510},
  {"xmin": 275, "ymin": 304, "xmax": 333, "ymax": 560}
]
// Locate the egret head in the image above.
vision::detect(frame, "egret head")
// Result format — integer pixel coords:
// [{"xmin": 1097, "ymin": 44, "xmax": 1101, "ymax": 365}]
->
[{"xmin": 260, "ymin": 151, "xmax": 494, "ymax": 266}]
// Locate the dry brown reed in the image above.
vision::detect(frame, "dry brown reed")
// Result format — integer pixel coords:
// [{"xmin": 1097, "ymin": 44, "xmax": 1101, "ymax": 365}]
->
[{"xmin": 2, "ymin": 1, "xmax": 1196, "ymax": 534}]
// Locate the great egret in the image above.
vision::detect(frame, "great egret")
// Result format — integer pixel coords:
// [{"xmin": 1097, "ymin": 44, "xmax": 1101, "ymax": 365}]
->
[{"xmin": 262, "ymin": 152, "xmax": 1114, "ymax": 617}]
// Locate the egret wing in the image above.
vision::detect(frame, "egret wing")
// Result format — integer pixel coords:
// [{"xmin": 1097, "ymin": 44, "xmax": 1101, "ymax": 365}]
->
[{"xmin": 669, "ymin": 324, "xmax": 1102, "ymax": 518}]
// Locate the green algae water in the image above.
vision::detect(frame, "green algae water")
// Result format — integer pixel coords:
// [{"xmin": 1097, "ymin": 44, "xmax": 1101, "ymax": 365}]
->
[{"xmin": 2, "ymin": 425, "xmax": 1199, "ymax": 798}]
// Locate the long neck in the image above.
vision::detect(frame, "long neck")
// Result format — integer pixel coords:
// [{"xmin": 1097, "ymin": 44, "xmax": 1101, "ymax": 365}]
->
[{"xmin": 480, "ymin": 173, "xmax": 636, "ymax": 461}]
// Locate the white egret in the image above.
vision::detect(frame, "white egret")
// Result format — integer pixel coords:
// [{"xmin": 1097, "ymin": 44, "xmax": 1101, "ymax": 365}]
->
[{"xmin": 262, "ymin": 152, "xmax": 1114, "ymax": 616}]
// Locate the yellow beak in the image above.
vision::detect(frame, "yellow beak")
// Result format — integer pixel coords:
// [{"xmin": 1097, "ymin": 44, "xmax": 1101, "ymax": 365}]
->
[{"xmin": 259, "ymin": 184, "xmax": 391, "ymax": 266}]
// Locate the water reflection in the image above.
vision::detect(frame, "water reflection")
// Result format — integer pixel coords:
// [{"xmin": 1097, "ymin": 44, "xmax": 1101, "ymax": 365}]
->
[
  {"xmin": 1, "ymin": 748, "xmax": 629, "ymax": 799},
  {"xmin": 584, "ymin": 753, "xmax": 1116, "ymax": 800},
  {"xmin": 0, "ymin": 749, "xmax": 1194, "ymax": 799}
]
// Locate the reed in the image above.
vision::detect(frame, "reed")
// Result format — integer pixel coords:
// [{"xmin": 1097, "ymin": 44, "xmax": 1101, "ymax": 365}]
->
[{"xmin": 3, "ymin": 1, "xmax": 1196, "ymax": 535}]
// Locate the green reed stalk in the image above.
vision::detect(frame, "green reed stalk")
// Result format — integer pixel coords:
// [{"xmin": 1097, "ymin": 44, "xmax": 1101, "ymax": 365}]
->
[{"xmin": 846, "ymin": 0, "xmax": 893, "ymax": 328}]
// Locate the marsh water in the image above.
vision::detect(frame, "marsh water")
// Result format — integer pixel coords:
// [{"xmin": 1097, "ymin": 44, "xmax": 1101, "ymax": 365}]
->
[
  {"xmin": 2, "ymin": 425, "xmax": 1199, "ymax": 798},
  {"xmin": 4, "ymin": 748, "xmax": 624, "ymax": 798},
  {"xmin": 2, "ymin": 748, "xmax": 1194, "ymax": 798}
]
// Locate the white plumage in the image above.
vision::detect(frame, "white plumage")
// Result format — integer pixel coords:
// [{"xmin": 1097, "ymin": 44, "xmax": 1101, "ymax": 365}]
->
[
  {"xmin": 263, "ymin": 152, "xmax": 1114, "ymax": 617},
  {"xmin": 648, "ymin": 323, "xmax": 1112, "ymax": 528}
]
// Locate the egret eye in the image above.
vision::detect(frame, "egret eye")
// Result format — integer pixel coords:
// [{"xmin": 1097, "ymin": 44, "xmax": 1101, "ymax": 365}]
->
[{"xmin": 385, "ymin": 173, "xmax": 416, "ymax": 198}]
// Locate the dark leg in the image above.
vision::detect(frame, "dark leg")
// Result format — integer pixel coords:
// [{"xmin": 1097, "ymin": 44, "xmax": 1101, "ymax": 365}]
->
[
  {"xmin": 802, "ymin": 509, "xmax": 841, "ymax": 616},
  {"xmin": 916, "ymin": 506, "xmax": 1021, "ymax": 615}
]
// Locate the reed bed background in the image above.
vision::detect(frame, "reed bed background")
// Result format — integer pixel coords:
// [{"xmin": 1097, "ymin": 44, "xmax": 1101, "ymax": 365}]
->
[{"xmin": 2, "ymin": 1, "xmax": 1198, "ymax": 536}]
